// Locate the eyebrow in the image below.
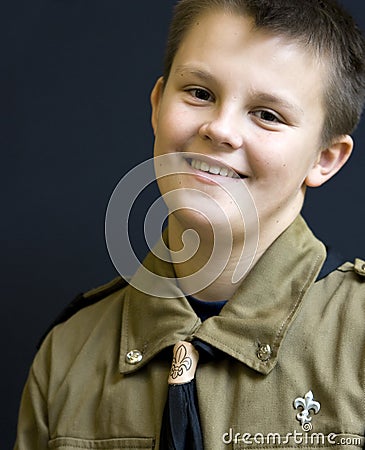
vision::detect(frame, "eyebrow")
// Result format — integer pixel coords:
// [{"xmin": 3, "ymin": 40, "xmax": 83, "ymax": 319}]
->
[
  {"xmin": 174, "ymin": 65, "xmax": 216, "ymax": 83},
  {"xmin": 251, "ymin": 91, "xmax": 304, "ymax": 116}
]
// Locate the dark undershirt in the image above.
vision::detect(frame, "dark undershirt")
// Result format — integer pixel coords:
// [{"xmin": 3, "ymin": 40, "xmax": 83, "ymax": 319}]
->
[{"xmin": 186, "ymin": 295, "xmax": 227, "ymax": 322}]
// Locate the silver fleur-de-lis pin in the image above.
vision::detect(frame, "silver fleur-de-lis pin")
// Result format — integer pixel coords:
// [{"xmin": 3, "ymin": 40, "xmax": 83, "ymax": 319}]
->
[{"xmin": 294, "ymin": 390, "xmax": 321, "ymax": 431}]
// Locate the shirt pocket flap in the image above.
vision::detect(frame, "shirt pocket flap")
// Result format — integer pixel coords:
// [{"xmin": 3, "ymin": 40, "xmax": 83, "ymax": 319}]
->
[{"xmin": 48, "ymin": 437, "xmax": 155, "ymax": 449}]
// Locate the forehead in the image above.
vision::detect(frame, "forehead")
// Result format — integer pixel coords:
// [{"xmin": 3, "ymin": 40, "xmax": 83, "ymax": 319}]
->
[
  {"xmin": 174, "ymin": 10, "xmax": 322, "ymax": 74},
  {"xmin": 170, "ymin": 11, "xmax": 326, "ymax": 116}
]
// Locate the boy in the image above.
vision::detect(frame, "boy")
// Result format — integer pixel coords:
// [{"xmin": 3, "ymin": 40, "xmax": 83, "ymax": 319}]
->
[{"xmin": 15, "ymin": 0, "xmax": 365, "ymax": 449}]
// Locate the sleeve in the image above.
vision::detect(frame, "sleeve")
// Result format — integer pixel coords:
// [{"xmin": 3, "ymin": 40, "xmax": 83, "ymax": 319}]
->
[
  {"xmin": 14, "ymin": 367, "xmax": 49, "ymax": 449},
  {"xmin": 13, "ymin": 346, "xmax": 50, "ymax": 449}
]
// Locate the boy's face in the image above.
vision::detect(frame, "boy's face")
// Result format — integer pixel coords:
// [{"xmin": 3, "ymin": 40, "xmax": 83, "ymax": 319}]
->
[{"xmin": 151, "ymin": 12, "xmax": 350, "ymax": 235}]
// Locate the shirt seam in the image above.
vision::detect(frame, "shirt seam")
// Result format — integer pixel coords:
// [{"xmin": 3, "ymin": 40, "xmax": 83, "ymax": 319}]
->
[{"xmin": 272, "ymin": 253, "xmax": 322, "ymax": 350}]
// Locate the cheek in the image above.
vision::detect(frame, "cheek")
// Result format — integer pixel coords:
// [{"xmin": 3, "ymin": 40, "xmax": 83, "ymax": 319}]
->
[
  {"xmin": 155, "ymin": 118, "xmax": 199, "ymax": 159},
  {"xmin": 249, "ymin": 146, "xmax": 288, "ymax": 180},
  {"xmin": 160, "ymin": 98, "xmax": 191, "ymax": 127},
  {"xmin": 249, "ymin": 134, "xmax": 313, "ymax": 183}
]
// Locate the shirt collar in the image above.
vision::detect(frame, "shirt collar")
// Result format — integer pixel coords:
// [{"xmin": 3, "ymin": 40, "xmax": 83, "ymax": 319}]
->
[{"xmin": 119, "ymin": 215, "xmax": 326, "ymax": 375}]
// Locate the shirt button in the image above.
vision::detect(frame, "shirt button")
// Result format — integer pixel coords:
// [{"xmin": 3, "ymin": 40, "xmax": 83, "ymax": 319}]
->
[
  {"xmin": 126, "ymin": 350, "xmax": 143, "ymax": 364},
  {"xmin": 257, "ymin": 343, "xmax": 272, "ymax": 362}
]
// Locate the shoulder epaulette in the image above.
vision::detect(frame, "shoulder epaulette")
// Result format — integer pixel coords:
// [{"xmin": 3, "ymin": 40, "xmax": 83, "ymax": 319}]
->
[
  {"xmin": 353, "ymin": 258, "xmax": 365, "ymax": 278},
  {"xmin": 37, "ymin": 276, "xmax": 128, "ymax": 349}
]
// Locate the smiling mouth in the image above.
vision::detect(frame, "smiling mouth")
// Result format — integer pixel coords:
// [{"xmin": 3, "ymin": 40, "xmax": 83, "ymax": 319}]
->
[{"xmin": 186, "ymin": 157, "xmax": 246, "ymax": 179}]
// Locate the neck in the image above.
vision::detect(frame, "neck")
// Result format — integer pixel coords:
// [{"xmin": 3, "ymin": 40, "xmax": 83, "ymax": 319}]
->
[
  {"xmin": 167, "ymin": 209, "xmax": 301, "ymax": 301},
  {"xmin": 168, "ymin": 213, "xmax": 253, "ymax": 301}
]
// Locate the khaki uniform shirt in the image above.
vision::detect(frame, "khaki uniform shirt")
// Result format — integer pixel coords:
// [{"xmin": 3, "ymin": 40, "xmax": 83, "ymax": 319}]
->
[{"xmin": 14, "ymin": 216, "xmax": 365, "ymax": 449}]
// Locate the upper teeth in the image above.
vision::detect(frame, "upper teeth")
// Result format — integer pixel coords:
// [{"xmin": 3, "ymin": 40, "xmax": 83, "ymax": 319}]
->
[{"xmin": 190, "ymin": 158, "xmax": 239, "ymax": 178}]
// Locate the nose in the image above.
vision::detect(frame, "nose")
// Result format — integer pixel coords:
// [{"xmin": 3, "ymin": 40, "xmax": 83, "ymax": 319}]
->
[{"xmin": 198, "ymin": 109, "xmax": 243, "ymax": 150}]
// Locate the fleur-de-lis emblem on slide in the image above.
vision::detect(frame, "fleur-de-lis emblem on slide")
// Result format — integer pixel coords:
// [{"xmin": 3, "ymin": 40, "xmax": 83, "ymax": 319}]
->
[
  {"xmin": 170, "ymin": 343, "xmax": 193, "ymax": 379},
  {"xmin": 294, "ymin": 390, "xmax": 321, "ymax": 431}
]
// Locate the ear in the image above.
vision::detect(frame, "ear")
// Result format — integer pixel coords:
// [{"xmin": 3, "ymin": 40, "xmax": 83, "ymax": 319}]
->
[
  {"xmin": 150, "ymin": 77, "xmax": 164, "ymax": 135},
  {"xmin": 305, "ymin": 135, "xmax": 353, "ymax": 187}
]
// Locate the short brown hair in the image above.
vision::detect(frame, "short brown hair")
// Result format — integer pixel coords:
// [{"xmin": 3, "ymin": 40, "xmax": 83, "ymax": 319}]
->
[{"xmin": 163, "ymin": 0, "xmax": 365, "ymax": 146}]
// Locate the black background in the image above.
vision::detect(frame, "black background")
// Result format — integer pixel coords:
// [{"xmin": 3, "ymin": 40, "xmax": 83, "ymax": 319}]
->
[{"xmin": 2, "ymin": 1, "xmax": 365, "ymax": 447}]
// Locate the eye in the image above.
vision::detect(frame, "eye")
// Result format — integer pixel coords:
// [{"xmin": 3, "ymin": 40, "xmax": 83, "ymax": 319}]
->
[
  {"xmin": 251, "ymin": 110, "xmax": 282, "ymax": 123},
  {"xmin": 187, "ymin": 88, "xmax": 214, "ymax": 102}
]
